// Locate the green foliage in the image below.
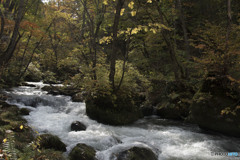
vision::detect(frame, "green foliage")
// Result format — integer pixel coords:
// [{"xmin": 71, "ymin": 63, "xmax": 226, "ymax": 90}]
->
[
  {"xmin": 71, "ymin": 59, "xmax": 149, "ymax": 98},
  {"xmin": 42, "ymin": 70, "xmax": 57, "ymax": 84},
  {"xmin": 19, "ymin": 148, "xmax": 66, "ymax": 160},
  {"xmin": 191, "ymin": 22, "xmax": 240, "ymax": 74},
  {"xmin": 114, "ymin": 60, "xmax": 150, "ymax": 93},
  {"xmin": 25, "ymin": 63, "xmax": 43, "ymax": 82},
  {"xmin": 2, "ymin": 130, "xmax": 18, "ymax": 160},
  {"xmin": 57, "ymin": 57, "xmax": 79, "ymax": 80}
]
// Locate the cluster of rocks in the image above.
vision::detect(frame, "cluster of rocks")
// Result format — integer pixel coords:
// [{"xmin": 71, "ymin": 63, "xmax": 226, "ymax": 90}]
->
[
  {"xmin": 37, "ymin": 120, "xmax": 158, "ymax": 160},
  {"xmin": 68, "ymin": 143, "xmax": 158, "ymax": 160},
  {"xmin": 149, "ymin": 72, "xmax": 240, "ymax": 137}
]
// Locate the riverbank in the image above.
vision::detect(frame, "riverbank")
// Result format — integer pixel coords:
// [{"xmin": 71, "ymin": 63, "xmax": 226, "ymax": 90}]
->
[{"xmin": 0, "ymin": 94, "xmax": 67, "ymax": 160}]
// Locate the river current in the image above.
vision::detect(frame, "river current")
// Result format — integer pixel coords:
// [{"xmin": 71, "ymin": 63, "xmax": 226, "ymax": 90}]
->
[{"xmin": 4, "ymin": 82, "xmax": 240, "ymax": 160}]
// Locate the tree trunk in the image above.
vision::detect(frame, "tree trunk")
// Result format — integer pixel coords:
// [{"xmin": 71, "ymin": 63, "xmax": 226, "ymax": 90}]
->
[
  {"xmin": 155, "ymin": 1, "xmax": 184, "ymax": 81},
  {"xmin": 0, "ymin": 0, "xmax": 26, "ymax": 68},
  {"xmin": 109, "ymin": 0, "xmax": 125, "ymax": 91},
  {"xmin": 92, "ymin": 4, "xmax": 105, "ymax": 81},
  {"xmin": 116, "ymin": 37, "xmax": 130, "ymax": 91},
  {"xmin": 18, "ymin": 22, "xmax": 53, "ymax": 80},
  {"xmin": 224, "ymin": 0, "xmax": 232, "ymax": 74},
  {"xmin": 177, "ymin": 0, "xmax": 190, "ymax": 78},
  {"xmin": 18, "ymin": 34, "xmax": 32, "ymax": 74},
  {"xmin": 0, "ymin": 9, "xmax": 5, "ymax": 39},
  {"xmin": 80, "ymin": 0, "xmax": 87, "ymax": 39},
  {"xmin": 226, "ymin": 0, "xmax": 231, "ymax": 50}
]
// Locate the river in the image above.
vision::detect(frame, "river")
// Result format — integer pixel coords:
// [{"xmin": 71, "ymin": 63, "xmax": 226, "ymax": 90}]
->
[{"xmin": 4, "ymin": 82, "xmax": 240, "ymax": 160}]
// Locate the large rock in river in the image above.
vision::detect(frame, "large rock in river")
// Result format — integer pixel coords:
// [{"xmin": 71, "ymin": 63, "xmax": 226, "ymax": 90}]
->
[
  {"xmin": 69, "ymin": 143, "xmax": 97, "ymax": 160},
  {"xmin": 38, "ymin": 134, "xmax": 66, "ymax": 152},
  {"xmin": 42, "ymin": 85, "xmax": 79, "ymax": 97},
  {"xmin": 190, "ymin": 72, "xmax": 240, "ymax": 137},
  {"xmin": 115, "ymin": 147, "xmax": 157, "ymax": 160},
  {"xmin": 71, "ymin": 121, "xmax": 86, "ymax": 131},
  {"xmin": 19, "ymin": 108, "xmax": 30, "ymax": 115},
  {"xmin": 86, "ymin": 93, "xmax": 143, "ymax": 125},
  {"xmin": 154, "ymin": 81, "xmax": 194, "ymax": 120}
]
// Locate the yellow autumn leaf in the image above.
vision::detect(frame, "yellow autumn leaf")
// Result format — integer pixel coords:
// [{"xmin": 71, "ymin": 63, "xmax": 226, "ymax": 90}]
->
[
  {"xmin": 99, "ymin": 36, "xmax": 112, "ymax": 44},
  {"xmin": 128, "ymin": 1, "xmax": 134, "ymax": 9},
  {"xmin": 120, "ymin": 8, "xmax": 125, "ymax": 16},
  {"xmin": 144, "ymin": 26, "xmax": 148, "ymax": 32},
  {"xmin": 103, "ymin": 0, "xmax": 108, "ymax": 5},
  {"xmin": 131, "ymin": 11, "xmax": 137, "ymax": 16},
  {"xmin": 150, "ymin": 28, "xmax": 157, "ymax": 34},
  {"xmin": 20, "ymin": 125, "xmax": 23, "ymax": 130},
  {"xmin": 3, "ymin": 138, "xmax": 7, "ymax": 143},
  {"xmin": 147, "ymin": 0, "xmax": 152, "ymax": 3},
  {"xmin": 132, "ymin": 28, "xmax": 139, "ymax": 34}
]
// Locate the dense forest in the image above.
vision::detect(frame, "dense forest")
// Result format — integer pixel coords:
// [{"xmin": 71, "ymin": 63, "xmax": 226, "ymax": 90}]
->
[{"xmin": 0, "ymin": 0, "xmax": 240, "ymax": 159}]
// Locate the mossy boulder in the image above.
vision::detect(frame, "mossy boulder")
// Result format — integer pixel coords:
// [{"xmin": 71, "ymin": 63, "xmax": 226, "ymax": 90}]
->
[
  {"xmin": 38, "ymin": 134, "xmax": 66, "ymax": 152},
  {"xmin": 147, "ymin": 80, "xmax": 195, "ymax": 120},
  {"xmin": 69, "ymin": 143, "xmax": 97, "ymax": 160},
  {"xmin": 42, "ymin": 85, "xmax": 79, "ymax": 97},
  {"xmin": 0, "ymin": 101, "xmax": 19, "ymax": 112},
  {"xmin": 156, "ymin": 99, "xmax": 190, "ymax": 120},
  {"xmin": 0, "ymin": 104, "xmax": 26, "ymax": 122},
  {"xmin": 115, "ymin": 147, "xmax": 157, "ymax": 160},
  {"xmin": 149, "ymin": 80, "xmax": 195, "ymax": 105},
  {"xmin": 86, "ymin": 93, "xmax": 143, "ymax": 125},
  {"xmin": 19, "ymin": 108, "xmax": 30, "ymax": 115},
  {"xmin": 154, "ymin": 82, "xmax": 194, "ymax": 120},
  {"xmin": 190, "ymin": 72, "xmax": 240, "ymax": 137}
]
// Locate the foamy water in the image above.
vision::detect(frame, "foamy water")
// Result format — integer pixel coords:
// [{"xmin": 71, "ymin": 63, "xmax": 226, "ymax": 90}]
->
[{"xmin": 4, "ymin": 82, "xmax": 240, "ymax": 160}]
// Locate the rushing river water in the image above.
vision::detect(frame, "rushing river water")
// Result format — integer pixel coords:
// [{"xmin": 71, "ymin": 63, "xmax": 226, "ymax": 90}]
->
[{"xmin": 4, "ymin": 82, "xmax": 240, "ymax": 160}]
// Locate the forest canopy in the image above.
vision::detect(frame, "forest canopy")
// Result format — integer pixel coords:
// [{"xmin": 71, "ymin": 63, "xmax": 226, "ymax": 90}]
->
[{"xmin": 0, "ymin": 0, "xmax": 240, "ymax": 108}]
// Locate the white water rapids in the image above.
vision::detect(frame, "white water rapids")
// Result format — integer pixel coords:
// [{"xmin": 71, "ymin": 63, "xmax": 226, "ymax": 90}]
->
[{"xmin": 4, "ymin": 82, "xmax": 240, "ymax": 160}]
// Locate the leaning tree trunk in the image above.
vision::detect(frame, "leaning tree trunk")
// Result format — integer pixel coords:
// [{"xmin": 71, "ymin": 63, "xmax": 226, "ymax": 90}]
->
[
  {"xmin": 155, "ymin": 1, "xmax": 185, "ymax": 81},
  {"xmin": 0, "ymin": 0, "xmax": 26, "ymax": 68}
]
